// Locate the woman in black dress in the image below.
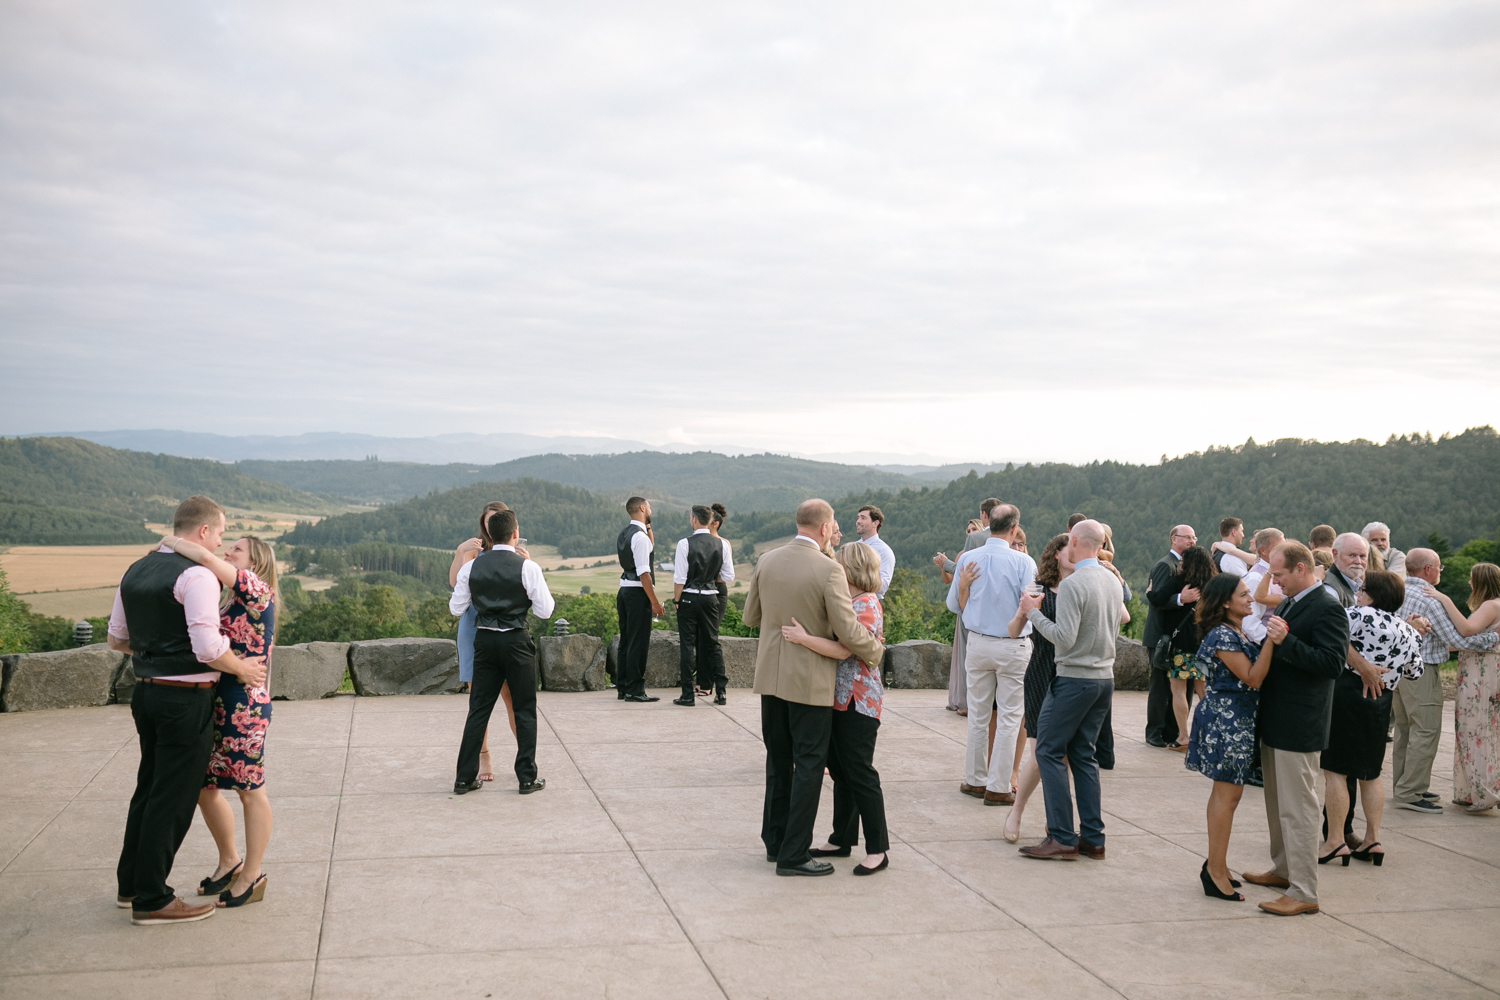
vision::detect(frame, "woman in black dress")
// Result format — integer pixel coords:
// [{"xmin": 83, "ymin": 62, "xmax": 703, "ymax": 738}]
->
[
  {"xmin": 1167, "ymin": 546, "xmax": 1216, "ymax": 752},
  {"xmin": 1002, "ymin": 533, "xmax": 1070, "ymax": 843}
]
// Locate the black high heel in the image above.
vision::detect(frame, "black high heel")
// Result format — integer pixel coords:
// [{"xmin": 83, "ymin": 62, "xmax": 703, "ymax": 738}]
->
[
  {"xmin": 218, "ymin": 874, "xmax": 267, "ymax": 907},
  {"xmin": 1350, "ymin": 842, "xmax": 1384, "ymax": 866},
  {"xmin": 198, "ymin": 861, "xmax": 242, "ymax": 896},
  {"xmin": 1200, "ymin": 861, "xmax": 1244, "ymax": 901},
  {"xmin": 1319, "ymin": 845, "xmax": 1352, "ymax": 866}
]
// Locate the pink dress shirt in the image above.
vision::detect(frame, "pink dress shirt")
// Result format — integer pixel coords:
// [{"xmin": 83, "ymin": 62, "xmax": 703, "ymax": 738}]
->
[{"xmin": 107, "ymin": 546, "xmax": 229, "ymax": 681}]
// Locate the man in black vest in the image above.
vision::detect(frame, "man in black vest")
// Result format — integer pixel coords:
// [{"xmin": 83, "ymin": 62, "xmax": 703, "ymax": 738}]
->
[
  {"xmin": 107, "ymin": 496, "xmax": 266, "ymax": 925},
  {"xmin": 1241, "ymin": 540, "xmax": 1348, "ymax": 916},
  {"xmin": 451, "ymin": 508, "xmax": 554, "ymax": 794},
  {"xmin": 616, "ymin": 496, "xmax": 664, "ymax": 703},
  {"xmin": 672, "ymin": 505, "xmax": 734, "ymax": 706},
  {"xmin": 1142, "ymin": 525, "xmax": 1199, "ymax": 747}
]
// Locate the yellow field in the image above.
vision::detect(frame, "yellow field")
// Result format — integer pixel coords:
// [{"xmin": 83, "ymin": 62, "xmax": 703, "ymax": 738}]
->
[
  {"xmin": 19, "ymin": 587, "xmax": 120, "ymax": 619},
  {"xmin": 521, "ymin": 543, "xmax": 754, "ymax": 598},
  {"xmin": 1, "ymin": 544, "xmax": 166, "ymax": 593}
]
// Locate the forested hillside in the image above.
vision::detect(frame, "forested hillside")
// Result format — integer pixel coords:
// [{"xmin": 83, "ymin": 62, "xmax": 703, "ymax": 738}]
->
[
  {"xmin": 0, "ymin": 496, "xmax": 158, "ymax": 545},
  {"xmin": 241, "ymin": 451, "xmax": 915, "ymax": 509},
  {"xmin": 835, "ymin": 428, "xmax": 1500, "ymax": 584},
  {"xmin": 0, "ymin": 437, "xmax": 336, "ymax": 525}
]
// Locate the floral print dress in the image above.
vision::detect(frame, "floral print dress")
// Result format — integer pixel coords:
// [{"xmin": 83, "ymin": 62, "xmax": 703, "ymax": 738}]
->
[
  {"xmin": 1184, "ymin": 624, "xmax": 1260, "ymax": 784},
  {"xmin": 1454, "ymin": 644, "xmax": 1500, "ymax": 810},
  {"xmin": 205, "ymin": 569, "xmax": 275, "ymax": 791},
  {"xmin": 834, "ymin": 593, "xmax": 884, "ymax": 720}
]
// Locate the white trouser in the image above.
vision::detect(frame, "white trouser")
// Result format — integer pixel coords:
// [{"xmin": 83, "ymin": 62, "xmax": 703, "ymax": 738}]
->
[{"xmin": 964, "ymin": 633, "xmax": 1033, "ymax": 791}]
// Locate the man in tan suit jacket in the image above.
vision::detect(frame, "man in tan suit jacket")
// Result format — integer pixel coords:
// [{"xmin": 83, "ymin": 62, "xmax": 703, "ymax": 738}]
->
[{"xmin": 744, "ymin": 499, "xmax": 886, "ymax": 875}]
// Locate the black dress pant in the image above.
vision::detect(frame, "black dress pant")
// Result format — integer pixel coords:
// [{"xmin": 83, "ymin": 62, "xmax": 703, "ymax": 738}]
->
[
  {"xmin": 457, "ymin": 630, "xmax": 539, "ymax": 786},
  {"xmin": 676, "ymin": 592, "xmax": 724, "ymax": 698},
  {"xmin": 760, "ymin": 695, "xmax": 832, "ymax": 866},
  {"xmin": 117, "ymin": 681, "xmax": 216, "ymax": 912},
  {"xmin": 1145, "ymin": 666, "xmax": 1179, "ymax": 744},
  {"xmin": 825, "ymin": 707, "xmax": 889, "ymax": 852},
  {"xmin": 1096, "ymin": 702, "xmax": 1116, "ymax": 770},
  {"xmin": 616, "ymin": 586, "xmax": 652, "ymax": 697}
]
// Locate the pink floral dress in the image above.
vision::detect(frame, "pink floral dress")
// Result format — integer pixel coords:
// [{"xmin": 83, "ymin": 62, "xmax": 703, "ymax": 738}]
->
[
  {"xmin": 204, "ymin": 569, "xmax": 275, "ymax": 791},
  {"xmin": 834, "ymin": 593, "xmax": 884, "ymax": 720}
]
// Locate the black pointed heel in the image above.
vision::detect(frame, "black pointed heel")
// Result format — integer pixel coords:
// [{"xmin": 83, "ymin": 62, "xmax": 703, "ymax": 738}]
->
[
  {"xmin": 198, "ymin": 861, "xmax": 242, "ymax": 896},
  {"xmin": 1200, "ymin": 861, "xmax": 1244, "ymax": 901},
  {"xmin": 1350, "ymin": 842, "xmax": 1384, "ymax": 867},
  {"xmin": 1319, "ymin": 845, "xmax": 1351, "ymax": 866},
  {"xmin": 218, "ymin": 874, "xmax": 267, "ymax": 907}
]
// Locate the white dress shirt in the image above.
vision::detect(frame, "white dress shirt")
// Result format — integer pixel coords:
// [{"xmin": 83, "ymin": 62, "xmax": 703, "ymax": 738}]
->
[
  {"xmin": 858, "ymin": 532, "xmax": 896, "ymax": 597},
  {"xmin": 618, "ymin": 520, "xmax": 654, "ymax": 588},
  {"xmin": 1219, "ymin": 552, "xmax": 1248, "ymax": 577},
  {"xmin": 449, "ymin": 545, "xmax": 555, "ymax": 628},
  {"xmin": 672, "ymin": 529, "xmax": 735, "ymax": 592}
]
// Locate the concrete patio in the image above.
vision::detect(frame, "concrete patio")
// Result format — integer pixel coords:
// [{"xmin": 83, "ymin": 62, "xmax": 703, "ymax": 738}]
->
[{"xmin": 1, "ymin": 689, "xmax": 1496, "ymax": 1000}]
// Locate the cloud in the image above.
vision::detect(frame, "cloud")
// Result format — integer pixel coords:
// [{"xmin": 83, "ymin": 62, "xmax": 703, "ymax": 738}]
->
[{"xmin": 1, "ymin": 0, "xmax": 1497, "ymax": 463}]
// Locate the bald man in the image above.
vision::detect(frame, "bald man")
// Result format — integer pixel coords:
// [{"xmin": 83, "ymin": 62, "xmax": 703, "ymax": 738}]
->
[{"xmin": 1142, "ymin": 524, "xmax": 1199, "ymax": 747}]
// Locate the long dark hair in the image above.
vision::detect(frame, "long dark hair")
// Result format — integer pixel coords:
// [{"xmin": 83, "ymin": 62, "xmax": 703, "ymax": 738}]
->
[
  {"xmin": 1035, "ymin": 533, "xmax": 1068, "ymax": 589},
  {"xmin": 478, "ymin": 501, "xmax": 509, "ymax": 550},
  {"xmin": 1194, "ymin": 573, "xmax": 1243, "ymax": 634},
  {"xmin": 1178, "ymin": 545, "xmax": 1216, "ymax": 591}
]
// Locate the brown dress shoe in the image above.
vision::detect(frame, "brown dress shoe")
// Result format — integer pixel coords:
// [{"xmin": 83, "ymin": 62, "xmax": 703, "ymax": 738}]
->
[
  {"xmin": 1240, "ymin": 869, "xmax": 1291, "ymax": 888},
  {"xmin": 1019, "ymin": 836, "xmax": 1080, "ymax": 860},
  {"xmin": 1258, "ymin": 894, "xmax": 1319, "ymax": 916},
  {"xmin": 1079, "ymin": 842, "xmax": 1106, "ymax": 860},
  {"xmin": 131, "ymin": 897, "xmax": 216, "ymax": 926},
  {"xmin": 983, "ymin": 790, "xmax": 1016, "ymax": 806},
  {"xmin": 960, "ymin": 783, "xmax": 987, "ymax": 798}
]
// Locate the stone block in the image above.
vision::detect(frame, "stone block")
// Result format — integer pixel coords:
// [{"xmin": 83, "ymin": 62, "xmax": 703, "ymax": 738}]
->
[
  {"xmin": 1113, "ymin": 638, "xmax": 1151, "ymax": 691},
  {"xmin": 644, "ymin": 630, "xmax": 681, "ymax": 688},
  {"xmin": 0, "ymin": 645, "xmax": 127, "ymax": 713},
  {"xmin": 348, "ymin": 637, "xmax": 462, "ymax": 696},
  {"xmin": 603, "ymin": 631, "xmax": 757, "ymax": 690},
  {"xmin": 270, "ymin": 642, "xmax": 350, "ymax": 700},
  {"xmin": 882, "ymin": 640, "xmax": 952, "ymax": 689},
  {"xmin": 538, "ymin": 634, "xmax": 603, "ymax": 692},
  {"xmin": 721, "ymin": 636, "xmax": 758, "ymax": 688}
]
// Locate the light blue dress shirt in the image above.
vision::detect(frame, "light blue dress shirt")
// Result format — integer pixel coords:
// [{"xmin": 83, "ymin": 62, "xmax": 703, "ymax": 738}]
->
[
  {"xmin": 945, "ymin": 537, "xmax": 1037, "ymax": 638},
  {"xmin": 858, "ymin": 533, "xmax": 896, "ymax": 598}
]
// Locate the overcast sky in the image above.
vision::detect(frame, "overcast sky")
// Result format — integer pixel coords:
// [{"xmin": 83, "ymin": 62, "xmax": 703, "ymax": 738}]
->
[{"xmin": 2, "ymin": 1, "xmax": 1497, "ymax": 465}]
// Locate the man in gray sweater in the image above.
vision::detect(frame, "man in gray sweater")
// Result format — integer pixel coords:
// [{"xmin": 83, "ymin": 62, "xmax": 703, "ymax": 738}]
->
[{"xmin": 1017, "ymin": 519, "xmax": 1123, "ymax": 860}]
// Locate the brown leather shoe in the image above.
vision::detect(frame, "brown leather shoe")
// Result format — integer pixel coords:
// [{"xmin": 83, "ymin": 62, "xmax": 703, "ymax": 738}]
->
[
  {"xmin": 131, "ymin": 897, "xmax": 215, "ymax": 926},
  {"xmin": 1019, "ymin": 836, "xmax": 1080, "ymax": 860},
  {"xmin": 1258, "ymin": 894, "xmax": 1319, "ymax": 916},
  {"xmin": 960, "ymin": 783, "xmax": 986, "ymax": 799},
  {"xmin": 1079, "ymin": 842, "xmax": 1106, "ymax": 860},
  {"xmin": 116, "ymin": 894, "xmax": 135, "ymax": 909},
  {"xmin": 983, "ymin": 790, "xmax": 1016, "ymax": 805},
  {"xmin": 1240, "ymin": 869, "xmax": 1291, "ymax": 888}
]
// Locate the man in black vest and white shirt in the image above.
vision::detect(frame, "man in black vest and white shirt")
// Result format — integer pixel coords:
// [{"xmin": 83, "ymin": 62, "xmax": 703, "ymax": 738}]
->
[
  {"xmin": 616, "ymin": 496, "xmax": 664, "ymax": 703},
  {"xmin": 450, "ymin": 508, "xmax": 554, "ymax": 794},
  {"xmin": 107, "ymin": 496, "xmax": 267, "ymax": 925},
  {"xmin": 672, "ymin": 505, "xmax": 735, "ymax": 706}
]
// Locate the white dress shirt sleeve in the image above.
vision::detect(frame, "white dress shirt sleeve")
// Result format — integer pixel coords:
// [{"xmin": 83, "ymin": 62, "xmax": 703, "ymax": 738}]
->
[
  {"xmin": 449, "ymin": 559, "xmax": 475, "ymax": 616},
  {"xmin": 719, "ymin": 538, "xmax": 735, "ymax": 583},
  {"xmin": 876, "ymin": 538, "xmax": 894, "ymax": 597},
  {"xmin": 523, "ymin": 559, "xmax": 555, "ymax": 620},
  {"xmin": 108, "ymin": 587, "xmax": 129, "ymax": 641},
  {"xmin": 672, "ymin": 539, "xmax": 689, "ymax": 586},
  {"xmin": 173, "ymin": 565, "xmax": 231, "ymax": 663},
  {"xmin": 1241, "ymin": 612, "xmax": 1267, "ymax": 644},
  {"xmin": 632, "ymin": 530, "xmax": 654, "ymax": 579}
]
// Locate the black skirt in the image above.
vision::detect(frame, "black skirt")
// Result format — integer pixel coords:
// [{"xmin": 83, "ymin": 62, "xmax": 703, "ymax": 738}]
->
[
  {"xmin": 1023, "ymin": 589, "xmax": 1058, "ymax": 738},
  {"xmin": 1319, "ymin": 669, "xmax": 1394, "ymax": 781}
]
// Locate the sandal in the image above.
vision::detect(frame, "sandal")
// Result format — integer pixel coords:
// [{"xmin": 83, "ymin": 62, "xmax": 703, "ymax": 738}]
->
[
  {"xmin": 478, "ymin": 750, "xmax": 494, "ymax": 783},
  {"xmin": 1350, "ymin": 842, "xmax": 1385, "ymax": 867},
  {"xmin": 198, "ymin": 861, "xmax": 242, "ymax": 896},
  {"xmin": 1318, "ymin": 845, "xmax": 1352, "ymax": 866},
  {"xmin": 218, "ymin": 874, "xmax": 267, "ymax": 908}
]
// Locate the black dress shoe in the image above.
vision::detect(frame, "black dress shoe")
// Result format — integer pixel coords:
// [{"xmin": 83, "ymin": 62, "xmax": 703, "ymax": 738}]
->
[
  {"xmin": 672, "ymin": 696, "xmax": 695, "ymax": 706},
  {"xmin": 1145, "ymin": 738, "xmax": 1169, "ymax": 748},
  {"xmin": 766, "ymin": 852, "xmax": 778, "ymax": 863},
  {"xmin": 454, "ymin": 779, "xmax": 484, "ymax": 795},
  {"xmin": 809, "ymin": 845, "xmax": 852, "ymax": 858},
  {"xmin": 617, "ymin": 690, "xmax": 625, "ymax": 700},
  {"xmin": 852, "ymin": 855, "xmax": 889, "ymax": 876},
  {"xmin": 776, "ymin": 860, "xmax": 835, "ymax": 877},
  {"xmin": 519, "ymin": 778, "xmax": 546, "ymax": 794},
  {"xmin": 714, "ymin": 693, "xmax": 726, "ymax": 705},
  {"xmin": 624, "ymin": 693, "xmax": 660, "ymax": 702}
]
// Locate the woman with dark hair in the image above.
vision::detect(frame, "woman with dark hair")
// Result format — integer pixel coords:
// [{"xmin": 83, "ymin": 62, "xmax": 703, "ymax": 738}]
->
[
  {"xmin": 1185, "ymin": 573, "xmax": 1275, "ymax": 900},
  {"xmin": 448, "ymin": 501, "xmax": 517, "ymax": 781},
  {"xmin": 1317, "ymin": 570, "xmax": 1423, "ymax": 865},
  {"xmin": 1166, "ymin": 546, "xmax": 1216, "ymax": 752}
]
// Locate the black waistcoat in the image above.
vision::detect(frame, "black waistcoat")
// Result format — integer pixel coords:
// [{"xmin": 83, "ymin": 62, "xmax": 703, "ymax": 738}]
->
[
  {"xmin": 118, "ymin": 550, "xmax": 203, "ymax": 678},
  {"xmin": 470, "ymin": 549, "xmax": 532, "ymax": 630},
  {"xmin": 618, "ymin": 523, "xmax": 652, "ymax": 581},
  {"xmin": 684, "ymin": 532, "xmax": 723, "ymax": 590}
]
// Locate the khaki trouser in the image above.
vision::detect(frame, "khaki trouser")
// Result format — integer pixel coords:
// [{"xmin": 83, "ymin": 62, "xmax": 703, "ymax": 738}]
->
[
  {"xmin": 1392, "ymin": 665, "xmax": 1444, "ymax": 803},
  {"xmin": 1262, "ymin": 740, "xmax": 1322, "ymax": 905},
  {"xmin": 964, "ymin": 634, "xmax": 1032, "ymax": 791}
]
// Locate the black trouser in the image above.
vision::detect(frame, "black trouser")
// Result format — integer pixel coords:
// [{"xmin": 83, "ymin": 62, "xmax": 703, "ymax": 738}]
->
[
  {"xmin": 760, "ymin": 695, "xmax": 832, "ymax": 866},
  {"xmin": 616, "ymin": 586, "xmax": 652, "ymax": 697},
  {"xmin": 1145, "ymin": 666, "xmax": 1179, "ymax": 744},
  {"xmin": 826, "ymin": 707, "xmax": 889, "ymax": 852},
  {"xmin": 117, "ymin": 681, "xmax": 216, "ymax": 912},
  {"xmin": 677, "ymin": 591, "xmax": 723, "ymax": 699},
  {"xmin": 457, "ymin": 630, "xmax": 539, "ymax": 786},
  {"xmin": 1096, "ymin": 703, "xmax": 1116, "ymax": 769}
]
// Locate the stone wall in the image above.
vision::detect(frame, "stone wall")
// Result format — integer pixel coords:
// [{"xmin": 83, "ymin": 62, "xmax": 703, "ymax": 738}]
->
[
  {"xmin": 348, "ymin": 637, "xmax": 463, "ymax": 696},
  {"xmin": 1, "ymin": 645, "xmax": 129, "ymax": 713},
  {"xmin": 271, "ymin": 642, "xmax": 351, "ymax": 700}
]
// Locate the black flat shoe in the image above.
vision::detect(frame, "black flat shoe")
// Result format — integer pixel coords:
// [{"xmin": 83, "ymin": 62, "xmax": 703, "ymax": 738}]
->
[
  {"xmin": 1200, "ymin": 861, "xmax": 1244, "ymax": 901},
  {"xmin": 519, "ymin": 778, "xmax": 546, "ymax": 794},
  {"xmin": 624, "ymin": 693, "xmax": 660, "ymax": 703},
  {"xmin": 198, "ymin": 861, "xmax": 242, "ymax": 896},
  {"xmin": 454, "ymin": 779, "xmax": 484, "ymax": 795},
  {"xmin": 853, "ymin": 855, "xmax": 889, "ymax": 876},
  {"xmin": 1319, "ymin": 845, "xmax": 1351, "ymax": 866},
  {"xmin": 672, "ymin": 696, "xmax": 695, "ymax": 706},
  {"xmin": 1350, "ymin": 842, "xmax": 1384, "ymax": 867},
  {"xmin": 776, "ymin": 860, "xmax": 835, "ymax": 877},
  {"xmin": 218, "ymin": 874, "xmax": 267, "ymax": 908},
  {"xmin": 809, "ymin": 845, "xmax": 851, "ymax": 858}
]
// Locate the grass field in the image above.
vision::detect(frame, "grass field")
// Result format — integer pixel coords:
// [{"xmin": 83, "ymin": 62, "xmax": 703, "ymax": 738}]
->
[{"xmin": 522, "ymin": 543, "xmax": 752, "ymax": 597}]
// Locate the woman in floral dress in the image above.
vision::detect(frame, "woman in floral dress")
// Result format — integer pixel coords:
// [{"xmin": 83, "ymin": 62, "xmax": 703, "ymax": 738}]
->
[
  {"xmin": 163, "ymin": 531, "xmax": 277, "ymax": 907},
  {"xmin": 781, "ymin": 542, "xmax": 890, "ymax": 874},
  {"xmin": 1185, "ymin": 574, "xmax": 1275, "ymax": 900},
  {"xmin": 1424, "ymin": 563, "xmax": 1500, "ymax": 813}
]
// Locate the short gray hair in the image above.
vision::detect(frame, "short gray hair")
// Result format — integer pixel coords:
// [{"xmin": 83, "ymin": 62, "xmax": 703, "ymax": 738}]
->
[
  {"xmin": 1362, "ymin": 522, "xmax": 1390, "ymax": 539},
  {"xmin": 1333, "ymin": 532, "xmax": 1368, "ymax": 554}
]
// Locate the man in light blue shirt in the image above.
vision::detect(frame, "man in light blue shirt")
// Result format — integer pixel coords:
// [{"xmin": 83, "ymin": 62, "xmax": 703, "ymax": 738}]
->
[
  {"xmin": 854, "ymin": 505, "xmax": 895, "ymax": 597},
  {"xmin": 945, "ymin": 504, "xmax": 1036, "ymax": 804}
]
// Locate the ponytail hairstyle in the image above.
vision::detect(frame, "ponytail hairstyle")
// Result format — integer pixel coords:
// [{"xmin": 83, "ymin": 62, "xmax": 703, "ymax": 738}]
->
[
  {"xmin": 710, "ymin": 502, "xmax": 727, "ymax": 528},
  {"xmin": 478, "ymin": 501, "xmax": 510, "ymax": 551}
]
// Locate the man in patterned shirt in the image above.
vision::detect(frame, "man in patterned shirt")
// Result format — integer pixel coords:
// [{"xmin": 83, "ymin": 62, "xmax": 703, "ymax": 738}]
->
[{"xmin": 1394, "ymin": 548, "xmax": 1500, "ymax": 813}]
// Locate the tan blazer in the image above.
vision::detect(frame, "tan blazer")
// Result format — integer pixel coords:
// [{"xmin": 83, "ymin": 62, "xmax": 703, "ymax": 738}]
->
[{"xmin": 744, "ymin": 537, "xmax": 887, "ymax": 707}]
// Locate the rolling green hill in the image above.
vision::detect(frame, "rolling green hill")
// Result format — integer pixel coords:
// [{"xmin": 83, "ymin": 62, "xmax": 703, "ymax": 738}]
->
[
  {"xmin": 0, "ymin": 495, "xmax": 159, "ymax": 545},
  {"xmin": 240, "ymin": 451, "xmax": 916, "ymax": 510},
  {"xmin": 0, "ymin": 436, "xmax": 338, "ymax": 527}
]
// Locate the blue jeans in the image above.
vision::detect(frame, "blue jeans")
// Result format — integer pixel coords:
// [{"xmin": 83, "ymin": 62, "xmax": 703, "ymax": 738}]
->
[{"xmin": 1036, "ymin": 676, "xmax": 1114, "ymax": 847}]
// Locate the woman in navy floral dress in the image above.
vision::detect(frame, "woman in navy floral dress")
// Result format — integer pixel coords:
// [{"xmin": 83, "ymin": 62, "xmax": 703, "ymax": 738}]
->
[
  {"xmin": 1184, "ymin": 574, "xmax": 1275, "ymax": 900},
  {"xmin": 163, "ymin": 532, "xmax": 277, "ymax": 907}
]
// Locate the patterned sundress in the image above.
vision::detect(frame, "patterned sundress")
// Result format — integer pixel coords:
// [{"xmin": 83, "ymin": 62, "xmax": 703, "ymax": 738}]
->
[
  {"xmin": 205, "ymin": 569, "xmax": 275, "ymax": 791},
  {"xmin": 1184, "ymin": 624, "xmax": 1260, "ymax": 784}
]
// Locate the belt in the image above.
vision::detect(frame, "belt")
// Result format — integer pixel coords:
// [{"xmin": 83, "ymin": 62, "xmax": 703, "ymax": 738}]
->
[
  {"xmin": 682, "ymin": 588, "xmax": 717, "ymax": 595},
  {"xmin": 969, "ymin": 631, "xmax": 1029, "ymax": 641},
  {"xmin": 139, "ymin": 678, "xmax": 216, "ymax": 689}
]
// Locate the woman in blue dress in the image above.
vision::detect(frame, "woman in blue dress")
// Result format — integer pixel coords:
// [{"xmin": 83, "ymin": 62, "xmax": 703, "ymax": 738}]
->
[
  {"xmin": 1185, "ymin": 573, "xmax": 1276, "ymax": 901},
  {"xmin": 449, "ymin": 501, "xmax": 517, "ymax": 782}
]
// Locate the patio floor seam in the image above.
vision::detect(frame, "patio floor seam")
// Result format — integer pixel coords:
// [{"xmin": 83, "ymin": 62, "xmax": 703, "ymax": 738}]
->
[
  {"xmin": 309, "ymin": 696, "xmax": 356, "ymax": 1000},
  {"xmin": 1323, "ymin": 911, "xmax": 1500, "ymax": 997},
  {"xmin": 0, "ymin": 734, "xmax": 133, "ymax": 878}
]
